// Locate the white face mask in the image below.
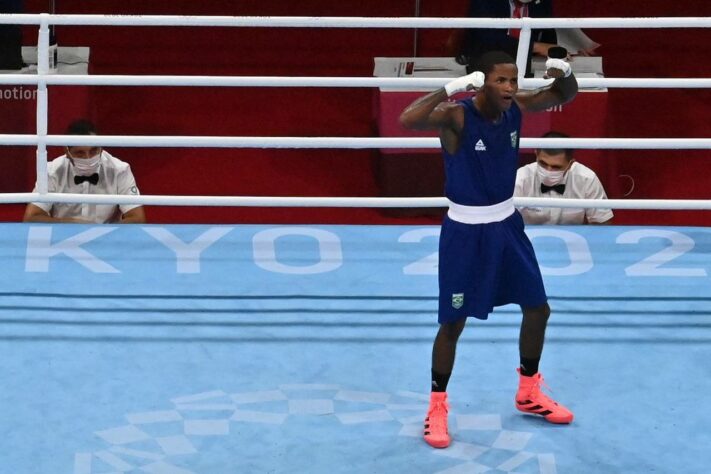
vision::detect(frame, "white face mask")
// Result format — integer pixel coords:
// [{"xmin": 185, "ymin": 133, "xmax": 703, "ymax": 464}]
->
[
  {"xmin": 518, "ymin": 0, "xmax": 535, "ymax": 3},
  {"xmin": 69, "ymin": 152, "xmax": 102, "ymax": 176},
  {"xmin": 536, "ymin": 164, "xmax": 567, "ymax": 186}
]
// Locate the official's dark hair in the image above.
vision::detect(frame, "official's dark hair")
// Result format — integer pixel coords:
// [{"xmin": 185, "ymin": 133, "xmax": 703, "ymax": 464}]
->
[
  {"xmin": 474, "ymin": 51, "xmax": 516, "ymax": 79},
  {"xmin": 539, "ymin": 131, "xmax": 573, "ymax": 159},
  {"xmin": 65, "ymin": 119, "xmax": 97, "ymax": 136}
]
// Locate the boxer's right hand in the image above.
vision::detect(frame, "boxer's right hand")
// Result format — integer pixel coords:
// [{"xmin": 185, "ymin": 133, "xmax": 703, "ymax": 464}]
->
[{"xmin": 444, "ymin": 71, "xmax": 485, "ymax": 97}]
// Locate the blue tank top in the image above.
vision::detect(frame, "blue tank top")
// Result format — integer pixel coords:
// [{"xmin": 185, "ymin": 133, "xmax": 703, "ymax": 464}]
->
[{"xmin": 443, "ymin": 98, "xmax": 522, "ymax": 206}]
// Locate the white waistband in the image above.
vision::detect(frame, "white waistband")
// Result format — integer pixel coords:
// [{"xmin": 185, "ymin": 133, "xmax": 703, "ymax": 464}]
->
[{"xmin": 447, "ymin": 198, "xmax": 515, "ymax": 224}]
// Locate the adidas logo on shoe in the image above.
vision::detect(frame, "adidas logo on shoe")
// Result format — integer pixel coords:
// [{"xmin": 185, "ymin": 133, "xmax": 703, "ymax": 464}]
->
[{"xmin": 474, "ymin": 139, "xmax": 487, "ymax": 151}]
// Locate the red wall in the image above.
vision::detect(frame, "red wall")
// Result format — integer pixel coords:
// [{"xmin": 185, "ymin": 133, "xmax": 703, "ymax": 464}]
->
[{"xmin": 2, "ymin": 1, "xmax": 710, "ymax": 224}]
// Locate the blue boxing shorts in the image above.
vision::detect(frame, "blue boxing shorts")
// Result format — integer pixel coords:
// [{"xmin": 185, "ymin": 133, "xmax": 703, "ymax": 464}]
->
[{"xmin": 438, "ymin": 210, "xmax": 547, "ymax": 323}]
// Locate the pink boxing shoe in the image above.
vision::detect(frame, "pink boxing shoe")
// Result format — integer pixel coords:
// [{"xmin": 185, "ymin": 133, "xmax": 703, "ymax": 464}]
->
[
  {"xmin": 515, "ymin": 369, "xmax": 574, "ymax": 424},
  {"xmin": 424, "ymin": 392, "xmax": 451, "ymax": 448}
]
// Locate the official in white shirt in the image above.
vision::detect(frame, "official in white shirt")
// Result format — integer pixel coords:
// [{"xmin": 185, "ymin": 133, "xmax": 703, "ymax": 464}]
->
[
  {"xmin": 514, "ymin": 131, "xmax": 613, "ymax": 225},
  {"xmin": 23, "ymin": 119, "xmax": 146, "ymax": 224}
]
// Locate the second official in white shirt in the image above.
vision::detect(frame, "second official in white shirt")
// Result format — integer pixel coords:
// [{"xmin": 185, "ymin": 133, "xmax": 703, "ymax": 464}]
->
[
  {"xmin": 514, "ymin": 131, "xmax": 613, "ymax": 225},
  {"xmin": 23, "ymin": 119, "xmax": 146, "ymax": 224}
]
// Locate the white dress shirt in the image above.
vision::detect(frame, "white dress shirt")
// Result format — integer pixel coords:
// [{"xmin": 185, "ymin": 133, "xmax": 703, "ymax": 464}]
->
[
  {"xmin": 31, "ymin": 151, "xmax": 141, "ymax": 223},
  {"xmin": 514, "ymin": 161, "xmax": 613, "ymax": 225}
]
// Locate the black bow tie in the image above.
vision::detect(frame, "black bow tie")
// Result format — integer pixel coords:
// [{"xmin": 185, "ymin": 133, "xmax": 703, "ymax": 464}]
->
[
  {"xmin": 74, "ymin": 173, "xmax": 99, "ymax": 185},
  {"xmin": 541, "ymin": 183, "xmax": 565, "ymax": 194}
]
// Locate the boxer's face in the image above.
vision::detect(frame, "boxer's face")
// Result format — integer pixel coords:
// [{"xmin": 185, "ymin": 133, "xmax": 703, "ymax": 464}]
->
[{"xmin": 483, "ymin": 63, "xmax": 519, "ymax": 111}]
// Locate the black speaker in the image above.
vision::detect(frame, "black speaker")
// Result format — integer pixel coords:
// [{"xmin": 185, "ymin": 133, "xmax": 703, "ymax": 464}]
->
[
  {"xmin": 0, "ymin": 27, "xmax": 23, "ymax": 69},
  {"xmin": 0, "ymin": 1, "xmax": 24, "ymax": 70},
  {"xmin": 547, "ymin": 46, "xmax": 568, "ymax": 60}
]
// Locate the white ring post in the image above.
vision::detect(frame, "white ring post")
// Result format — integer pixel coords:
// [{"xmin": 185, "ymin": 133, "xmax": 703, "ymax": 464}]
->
[
  {"xmin": 515, "ymin": 18, "xmax": 532, "ymax": 79},
  {"xmin": 35, "ymin": 14, "xmax": 50, "ymax": 194}
]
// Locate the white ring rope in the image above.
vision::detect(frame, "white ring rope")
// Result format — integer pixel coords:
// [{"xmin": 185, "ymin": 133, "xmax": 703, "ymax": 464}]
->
[
  {"xmin": 1, "ymin": 75, "xmax": 710, "ymax": 90},
  {"xmin": 0, "ymin": 135, "xmax": 709, "ymax": 150},
  {"xmin": 0, "ymin": 14, "xmax": 710, "ymax": 29},
  {"xmin": 4, "ymin": 193, "xmax": 711, "ymax": 211}
]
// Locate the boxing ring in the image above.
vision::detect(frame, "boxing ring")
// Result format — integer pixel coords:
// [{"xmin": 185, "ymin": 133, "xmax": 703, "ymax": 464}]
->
[{"xmin": 1, "ymin": 13, "xmax": 710, "ymax": 474}]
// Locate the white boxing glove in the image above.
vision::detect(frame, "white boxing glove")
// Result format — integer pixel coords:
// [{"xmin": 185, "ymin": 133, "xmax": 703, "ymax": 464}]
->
[
  {"xmin": 545, "ymin": 57, "xmax": 572, "ymax": 78},
  {"xmin": 444, "ymin": 71, "xmax": 485, "ymax": 97}
]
